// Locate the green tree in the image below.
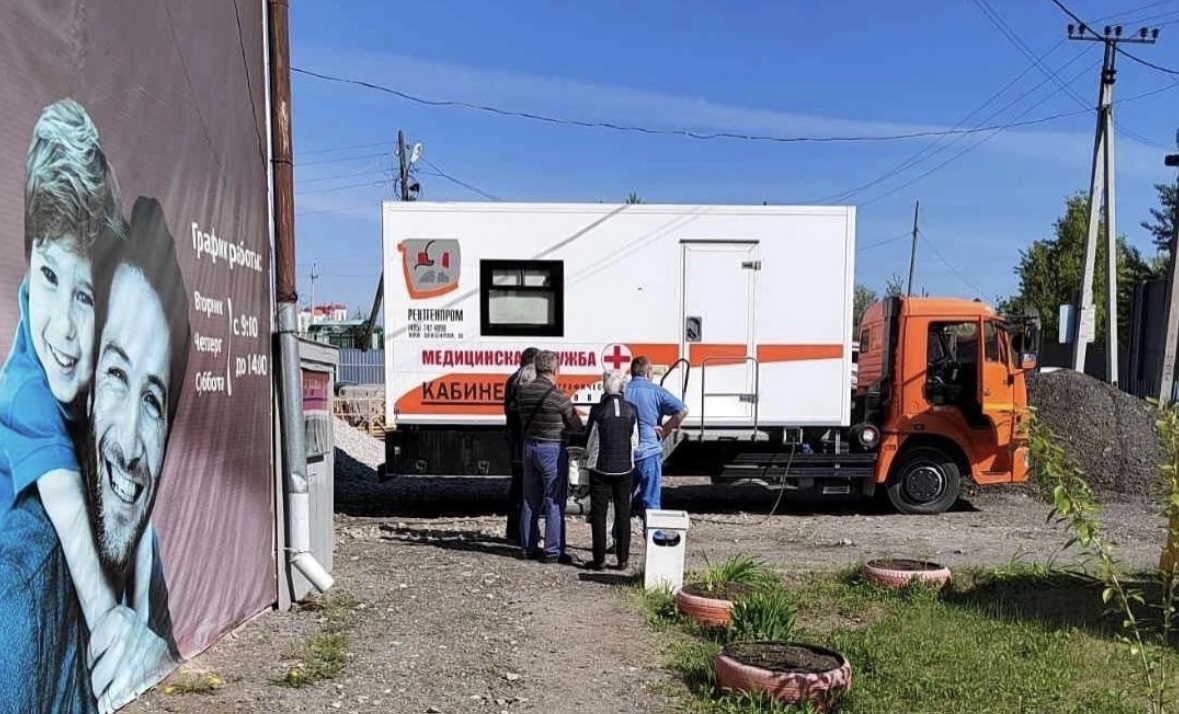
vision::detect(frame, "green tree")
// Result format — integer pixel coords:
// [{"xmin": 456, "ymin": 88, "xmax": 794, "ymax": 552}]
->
[
  {"xmin": 852, "ymin": 284, "xmax": 878, "ymax": 334},
  {"xmin": 883, "ymin": 273, "xmax": 906, "ymax": 298},
  {"xmin": 1004, "ymin": 192, "xmax": 1153, "ymax": 346},
  {"xmin": 1142, "ymin": 179, "xmax": 1177, "ymax": 255},
  {"xmin": 626, "ymin": 192, "xmax": 643, "ymax": 204}
]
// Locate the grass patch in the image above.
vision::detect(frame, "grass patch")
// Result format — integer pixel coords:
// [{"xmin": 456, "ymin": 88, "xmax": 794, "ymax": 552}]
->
[
  {"xmin": 645, "ymin": 563, "xmax": 1179, "ymax": 713},
  {"xmin": 273, "ymin": 592, "xmax": 360, "ymax": 689},
  {"xmin": 161, "ymin": 671, "xmax": 224, "ymax": 696}
]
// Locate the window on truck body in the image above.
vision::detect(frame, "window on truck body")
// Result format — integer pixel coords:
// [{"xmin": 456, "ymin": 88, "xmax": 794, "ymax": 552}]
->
[{"xmin": 479, "ymin": 259, "xmax": 565, "ymax": 337}]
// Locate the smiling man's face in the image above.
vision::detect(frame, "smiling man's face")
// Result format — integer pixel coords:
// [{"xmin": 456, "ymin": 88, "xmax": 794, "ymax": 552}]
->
[
  {"xmin": 27, "ymin": 238, "xmax": 95, "ymax": 404},
  {"xmin": 89, "ymin": 263, "xmax": 172, "ymax": 576}
]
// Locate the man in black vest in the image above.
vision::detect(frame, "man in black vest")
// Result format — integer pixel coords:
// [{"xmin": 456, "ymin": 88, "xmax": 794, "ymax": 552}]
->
[
  {"xmin": 583, "ymin": 370, "xmax": 638, "ymax": 571},
  {"xmin": 502, "ymin": 347, "xmax": 538, "ymax": 544}
]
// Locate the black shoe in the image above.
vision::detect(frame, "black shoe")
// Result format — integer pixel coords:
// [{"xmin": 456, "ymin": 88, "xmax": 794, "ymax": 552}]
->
[
  {"xmin": 611, "ymin": 560, "xmax": 629, "ymax": 571},
  {"xmin": 585, "ymin": 560, "xmax": 605, "ymax": 571}
]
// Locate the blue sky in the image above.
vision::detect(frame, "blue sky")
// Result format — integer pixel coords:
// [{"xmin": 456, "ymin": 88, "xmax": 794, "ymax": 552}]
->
[{"xmin": 288, "ymin": 0, "xmax": 1179, "ymax": 318}]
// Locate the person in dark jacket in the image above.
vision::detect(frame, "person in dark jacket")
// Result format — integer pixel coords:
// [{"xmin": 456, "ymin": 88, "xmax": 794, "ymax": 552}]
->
[
  {"xmin": 583, "ymin": 370, "xmax": 639, "ymax": 571},
  {"xmin": 517, "ymin": 350, "xmax": 584, "ymax": 564},
  {"xmin": 503, "ymin": 347, "xmax": 539, "ymax": 544}
]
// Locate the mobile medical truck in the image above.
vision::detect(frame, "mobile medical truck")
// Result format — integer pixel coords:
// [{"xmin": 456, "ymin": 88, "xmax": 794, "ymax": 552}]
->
[{"xmin": 380, "ymin": 202, "xmax": 1039, "ymax": 514}]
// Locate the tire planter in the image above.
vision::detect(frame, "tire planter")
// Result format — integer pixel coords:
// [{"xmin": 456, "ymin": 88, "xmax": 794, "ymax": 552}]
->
[
  {"xmin": 862, "ymin": 558, "xmax": 952, "ymax": 590},
  {"xmin": 675, "ymin": 582, "xmax": 754, "ymax": 629},
  {"xmin": 714, "ymin": 641, "xmax": 851, "ymax": 710}
]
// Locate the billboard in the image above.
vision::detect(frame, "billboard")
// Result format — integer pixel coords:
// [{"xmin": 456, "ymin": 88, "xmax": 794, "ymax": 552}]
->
[{"xmin": 0, "ymin": 1, "xmax": 275, "ymax": 711}]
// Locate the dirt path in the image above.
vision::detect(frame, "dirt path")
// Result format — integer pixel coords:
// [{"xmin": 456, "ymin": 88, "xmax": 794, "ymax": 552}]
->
[
  {"xmin": 125, "ymin": 513, "xmax": 680, "ymax": 714},
  {"xmin": 126, "ymin": 467, "xmax": 1165, "ymax": 714}
]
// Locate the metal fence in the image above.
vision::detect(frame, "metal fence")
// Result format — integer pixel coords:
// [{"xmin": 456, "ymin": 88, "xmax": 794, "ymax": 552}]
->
[
  {"xmin": 337, "ymin": 348, "xmax": 384, "ymax": 386},
  {"xmin": 1057, "ymin": 277, "xmax": 1179, "ymax": 402}
]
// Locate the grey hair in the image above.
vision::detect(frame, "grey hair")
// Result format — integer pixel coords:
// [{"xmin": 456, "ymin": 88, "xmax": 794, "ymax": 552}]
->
[
  {"xmin": 603, "ymin": 370, "xmax": 627, "ymax": 395},
  {"xmin": 518, "ymin": 364, "xmax": 537, "ymax": 385},
  {"xmin": 533, "ymin": 350, "xmax": 559, "ymax": 376},
  {"xmin": 24, "ymin": 98, "xmax": 125, "ymax": 260}
]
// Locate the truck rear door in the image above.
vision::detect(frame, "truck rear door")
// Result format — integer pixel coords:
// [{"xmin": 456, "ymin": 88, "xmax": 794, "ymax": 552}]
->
[{"xmin": 679, "ymin": 241, "xmax": 759, "ymax": 427}]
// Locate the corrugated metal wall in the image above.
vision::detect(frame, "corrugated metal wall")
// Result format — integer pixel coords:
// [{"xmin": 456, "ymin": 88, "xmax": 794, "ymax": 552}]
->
[
  {"xmin": 1037, "ymin": 278, "xmax": 1178, "ymax": 401},
  {"xmin": 1124, "ymin": 278, "xmax": 1179, "ymax": 402},
  {"xmin": 337, "ymin": 348, "xmax": 385, "ymax": 386}
]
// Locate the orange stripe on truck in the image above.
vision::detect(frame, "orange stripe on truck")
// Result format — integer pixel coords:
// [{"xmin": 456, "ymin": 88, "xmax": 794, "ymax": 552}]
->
[
  {"xmin": 396, "ymin": 344, "xmax": 845, "ymax": 416},
  {"xmin": 686, "ymin": 343, "xmax": 844, "ymax": 367},
  {"xmin": 756, "ymin": 344, "xmax": 844, "ymax": 362}
]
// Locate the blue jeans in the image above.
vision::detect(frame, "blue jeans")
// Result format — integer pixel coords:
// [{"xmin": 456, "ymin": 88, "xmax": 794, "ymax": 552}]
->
[
  {"xmin": 520, "ymin": 439, "xmax": 567, "ymax": 558},
  {"xmin": 633, "ymin": 454, "xmax": 662, "ymax": 527}
]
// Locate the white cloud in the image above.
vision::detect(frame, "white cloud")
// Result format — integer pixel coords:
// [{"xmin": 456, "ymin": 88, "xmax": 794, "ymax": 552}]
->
[{"xmin": 292, "ymin": 45, "xmax": 1167, "ymax": 178}]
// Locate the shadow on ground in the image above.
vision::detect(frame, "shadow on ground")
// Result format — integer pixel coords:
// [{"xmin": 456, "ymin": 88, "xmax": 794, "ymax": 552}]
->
[
  {"xmin": 943, "ymin": 569, "xmax": 1168, "ymax": 642},
  {"xmin": 377, "ymin": 524, "xmax": 524, "ymax": 560},
  {"xmin": 336, "ymin": 447, "xmax": 982, "ymax": 519}
]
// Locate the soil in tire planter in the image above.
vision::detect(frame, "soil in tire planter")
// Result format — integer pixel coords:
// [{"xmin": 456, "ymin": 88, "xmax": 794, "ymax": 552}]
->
[
  {"xmin": 723, "ymin": 642, "xmax": 843, "ymax": 675},
  {"xmin": 869, "ymin": 559, "xmax": 942, "ymax": 571},
  {"xmin": 680, "ymin": 582, "xmax": 755, "ymax": 601}
]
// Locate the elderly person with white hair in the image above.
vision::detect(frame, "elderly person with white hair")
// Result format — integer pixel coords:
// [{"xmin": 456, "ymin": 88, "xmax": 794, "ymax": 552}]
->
[{"xmin": 582, "ymin": 370, "xmax": 639, "ymax": 570}]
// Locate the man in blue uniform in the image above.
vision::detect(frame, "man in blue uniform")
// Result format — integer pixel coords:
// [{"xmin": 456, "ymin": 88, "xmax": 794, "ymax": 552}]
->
[{"xmin": 623, "ymin": 356, "xmax": 688, "ymax": 529}]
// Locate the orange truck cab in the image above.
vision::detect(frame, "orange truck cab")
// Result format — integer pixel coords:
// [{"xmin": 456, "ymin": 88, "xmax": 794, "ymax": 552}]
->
[
  {"xmin": 852, "ymin": 296, "xmax": 1040, "ymax": 513},
  {"xmin": 661, "ymin": 295, "xmax": 1041, "ymax": 515}
]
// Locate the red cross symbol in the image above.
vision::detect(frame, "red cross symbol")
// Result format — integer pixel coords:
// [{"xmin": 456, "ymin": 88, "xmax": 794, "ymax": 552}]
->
[{"xmin": 602, "ymin": 343, "xmax": 632, "ymax": 370}]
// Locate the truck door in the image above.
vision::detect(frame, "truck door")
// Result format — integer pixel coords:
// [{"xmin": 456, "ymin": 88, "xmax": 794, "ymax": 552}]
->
[
  {"xmin": 679, "ymin": 241, "xmax": 758, "ymax": 426},
  {"xmin": 978, "ymin": 320, "xmax": 1016, "ymax": 474}
]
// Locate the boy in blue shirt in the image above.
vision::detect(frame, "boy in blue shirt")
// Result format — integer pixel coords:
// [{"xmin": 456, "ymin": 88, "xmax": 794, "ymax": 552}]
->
[{"xmin": 0, "ymin": 99, "xmax": 129, "ymax": 662}]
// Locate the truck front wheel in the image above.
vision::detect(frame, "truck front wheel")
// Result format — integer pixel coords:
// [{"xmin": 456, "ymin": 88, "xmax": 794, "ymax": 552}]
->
[{"xmin": 886, "ymin": 446, "xmax": 961, "ymax": 515}]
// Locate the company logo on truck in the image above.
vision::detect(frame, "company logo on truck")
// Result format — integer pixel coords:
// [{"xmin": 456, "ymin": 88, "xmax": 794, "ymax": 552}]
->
[{"xmin": 398, "ymin": 238, "xmax": 461, "ymax": 299}]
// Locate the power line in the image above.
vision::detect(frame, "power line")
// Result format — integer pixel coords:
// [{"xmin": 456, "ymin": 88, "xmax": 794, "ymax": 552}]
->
[
  {"xmin": 812, "ymin": 41, "xmax": 1091, "ymax": 204},
  {"xmin": 298, "ymin": 140, "xmax": 390, "ymax": 155},
  {"xmin": 296, "ymin": 202, "xmax": 378, "ymax": 217},
  {"xmin": 1048, "ymin": 0, "xmax": 1176, "ymax": 79},
  {"xmin": 972, "ymin": 0, "xmax": 1164, "ymax": 147},
  {"xmin": 419, "ymin": 158, "xmax": 503, "ymax": 201},
  {"xmin": 856, "ymin": 232, "xmax": 911, "ymax": 252},
  {"xmin": 923, "ymin": 231, "xmax": 998, "ymax": 301},
  {"xmin": 853, "ymin": 71, "xmax": 1176, "ymax": 207},
  {"xmin": 1093, "ymin": 1, "xmax": 1178, "ymax": 23},
  {"xmin": 297, "ymin": 151, "xmax": 390, "ymax": 167},
  {"xmin": 296, "ymin": 179, "xmax": 389, "ymax": 196},
  {"xmin": 291, "ymin": 66, "xmax": 1114, "ymax": 146},
  {"xmin": 857, "ymin": 56, "xmax": 1102, "ymax": 207},
  {"xmin": 298, "ymin": 167, "xmax": 390, "ymax": 184},
  {"xmin": 1118, "ymin": 46, "xmax": 1179, "ymax": 75}
]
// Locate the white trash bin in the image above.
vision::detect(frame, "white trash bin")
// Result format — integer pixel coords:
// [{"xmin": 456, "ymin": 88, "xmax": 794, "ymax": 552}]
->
[{"xmin": 643, "ymin": 509, "xmax": 690, "ymax": 592}]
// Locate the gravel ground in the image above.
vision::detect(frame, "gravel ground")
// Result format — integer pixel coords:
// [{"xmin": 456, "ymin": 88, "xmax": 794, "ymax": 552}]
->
[
  {"xmin": 1027, "ymin": 369, "xmax": 1166, "ymax": 500},
  {"xmin": 123, "ymin": 419, "xmax": 1168, "ymax": 714}
]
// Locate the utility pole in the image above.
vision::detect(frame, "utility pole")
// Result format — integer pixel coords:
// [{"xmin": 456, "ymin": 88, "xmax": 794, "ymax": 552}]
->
[
  {"xmin": 397, "ymin": 129, "xmax": 410, "ymax": 202},
  {"xmin": 309, "ymin": 262, "xmax": 319, "ymax": 329},
  {"xmin": 1157, "ymin": 148, "xmax": 1179, "ymax": 404},
  {"xmin": 906, "ymin": 200, "xmax": 920, "ymax": 296},
  {"xmin": 1066, "ymin": 23, "xmax": 1159, "ymax": 385},
  {"xmin": 362, "ymin": 130, "xmax": 414, "ymax": 350}
]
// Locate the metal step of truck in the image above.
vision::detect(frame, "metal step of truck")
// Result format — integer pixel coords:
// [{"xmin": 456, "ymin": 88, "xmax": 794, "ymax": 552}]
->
[{"xmin": 714, "ymin": 451, "xmax": 878, "ymax": 484}]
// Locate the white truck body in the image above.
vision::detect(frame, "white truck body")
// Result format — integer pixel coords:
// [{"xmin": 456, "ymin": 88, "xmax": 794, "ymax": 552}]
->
[{"xmin": 382, "ymin": 202, "xmax": 857, "ymax": 431}]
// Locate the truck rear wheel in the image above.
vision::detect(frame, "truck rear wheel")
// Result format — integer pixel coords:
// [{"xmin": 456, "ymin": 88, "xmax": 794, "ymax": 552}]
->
[{"xmin": 886, "ymin": 446, "xmax": 961, "ymax": 515}]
